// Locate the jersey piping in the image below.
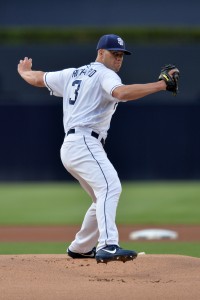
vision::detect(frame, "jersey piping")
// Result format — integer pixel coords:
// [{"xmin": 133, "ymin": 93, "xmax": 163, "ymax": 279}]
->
[{"xmin": 44, "ymin": 72, "xmax": 53, "ymax": 95}]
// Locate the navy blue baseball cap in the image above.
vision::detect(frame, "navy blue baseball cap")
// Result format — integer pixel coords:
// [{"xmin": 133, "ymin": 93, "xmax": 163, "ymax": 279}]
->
[{"xmin": 96, "ymin": 34, "xmax": 132, "ymax": 55}]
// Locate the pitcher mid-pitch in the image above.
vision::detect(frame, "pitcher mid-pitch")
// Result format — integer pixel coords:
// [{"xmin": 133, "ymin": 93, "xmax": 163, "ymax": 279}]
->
[{"xmin": 18, "ymin": 34, "xmax": 179, "ymax": 264}]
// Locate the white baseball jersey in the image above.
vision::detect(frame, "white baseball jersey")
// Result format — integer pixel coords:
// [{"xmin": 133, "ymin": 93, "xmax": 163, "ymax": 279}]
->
[{"xmin": 44, "ymin": 62, "xmax": 123, "ymax": 139}]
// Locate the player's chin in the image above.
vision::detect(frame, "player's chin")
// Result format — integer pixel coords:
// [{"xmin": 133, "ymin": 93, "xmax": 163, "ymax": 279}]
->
[{"xmin": 114, "ymin": 65, "xmax": 121, "ymax": 73}]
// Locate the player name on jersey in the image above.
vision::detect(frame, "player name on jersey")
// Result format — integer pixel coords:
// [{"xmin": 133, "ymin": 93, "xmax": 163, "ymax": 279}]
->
[{"xmin": 72, "ymin": 66, "xmax": 97, "ymax": 78}]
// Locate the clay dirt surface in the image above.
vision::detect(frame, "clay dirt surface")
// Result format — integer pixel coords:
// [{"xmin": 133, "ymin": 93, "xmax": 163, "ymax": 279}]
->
[
  {"xmin": 0, "ymin": 254, "xmax": 200, "ymax": 300},
  {"xmin": 0, "ymin": 225, "xmax": 200, "ymax": 300}
]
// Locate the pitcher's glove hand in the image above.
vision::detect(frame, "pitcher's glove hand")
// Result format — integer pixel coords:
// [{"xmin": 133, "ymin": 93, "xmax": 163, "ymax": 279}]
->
[{"xmin": 158, "ymin": 64, "xmax": 180, "ymax": 96}]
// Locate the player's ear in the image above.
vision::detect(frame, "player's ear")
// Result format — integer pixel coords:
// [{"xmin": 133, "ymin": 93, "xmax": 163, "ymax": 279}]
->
[{"xmin": 98, "ymin": 49, "xmax": 104, "ymax": 57}]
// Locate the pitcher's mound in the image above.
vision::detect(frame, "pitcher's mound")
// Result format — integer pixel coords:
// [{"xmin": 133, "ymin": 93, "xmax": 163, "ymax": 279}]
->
[{"xmin": 0, "ymin": 254, "xmax": 199, "ymax": 300}]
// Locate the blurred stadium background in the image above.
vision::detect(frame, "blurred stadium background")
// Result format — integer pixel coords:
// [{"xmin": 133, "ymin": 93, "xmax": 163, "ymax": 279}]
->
[{"xmin": 0, "ymin": 0, "xmax": 200, "ymax": 182}]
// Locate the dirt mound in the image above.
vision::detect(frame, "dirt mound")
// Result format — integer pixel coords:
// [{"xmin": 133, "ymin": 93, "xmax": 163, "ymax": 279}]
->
[{"xmin": 0, "ymin": 254, "xmax": 199, "ymax": 300}]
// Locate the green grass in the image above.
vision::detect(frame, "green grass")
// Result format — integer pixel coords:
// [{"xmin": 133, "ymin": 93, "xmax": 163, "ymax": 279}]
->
[
  {"xmin": 0, "ymin": 181, "xmax": 199, "ymax": 225},
  {"xmin": 0, "ymin": 181, "xmax": 199, "ymax": 256},
  {"xmin": 117, "ymin": 181, "xmax": 200, "ymax": 224},
  {"xmin": 0, "ymin": 242, "xmax": 199, "ymax": 258},
  {"xmin": 0, "ymin": 182, "xmax": 90, "ymax": 225}
]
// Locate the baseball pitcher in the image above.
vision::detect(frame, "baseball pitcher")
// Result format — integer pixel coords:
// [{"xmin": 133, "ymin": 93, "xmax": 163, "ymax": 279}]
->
[{"xmin": 18, "ymin": 34, "xmax": 179, "ymax": 264}]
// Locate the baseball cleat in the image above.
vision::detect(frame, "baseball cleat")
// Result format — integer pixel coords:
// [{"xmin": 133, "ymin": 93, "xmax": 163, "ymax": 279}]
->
[
  {"xmin": 67, "ymin": 247, "xmax": 96, "ymax": 259},
  {"xmin": 95, "ymin": 245, "xmax": 137, "ymax": 264}
]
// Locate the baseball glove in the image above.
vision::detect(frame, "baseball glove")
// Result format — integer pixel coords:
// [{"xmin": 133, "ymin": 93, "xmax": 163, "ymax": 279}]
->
[{"xmin": 158, "ymin": 64, "xmax": 180, "ymax": 96}]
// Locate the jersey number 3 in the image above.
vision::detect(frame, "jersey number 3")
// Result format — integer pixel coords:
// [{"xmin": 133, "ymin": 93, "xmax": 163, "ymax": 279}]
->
[{"xmin": 69, "ymin": 80, "xmax": 82, "ymax": 105}]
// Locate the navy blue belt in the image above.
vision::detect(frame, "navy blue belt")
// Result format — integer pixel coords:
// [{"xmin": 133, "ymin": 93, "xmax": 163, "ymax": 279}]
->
[{"xmin": 67, "ymin": 129, "xmax": 105, "ymax": 146}]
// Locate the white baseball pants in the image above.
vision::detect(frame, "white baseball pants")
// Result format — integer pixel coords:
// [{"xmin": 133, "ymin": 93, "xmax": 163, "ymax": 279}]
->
[{"xmin": 60, "ymin": 130, "xmax": 122, "ymax": 252}]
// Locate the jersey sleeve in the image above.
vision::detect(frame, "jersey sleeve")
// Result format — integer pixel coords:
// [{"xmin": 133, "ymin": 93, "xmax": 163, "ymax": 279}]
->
[
  {"xmin": 44, "ymin": 68, "xmax": 75, "ymax": 97},
  {"xmin": 100, "ymin": 69, "xmax": 123, "ymax": 99}
]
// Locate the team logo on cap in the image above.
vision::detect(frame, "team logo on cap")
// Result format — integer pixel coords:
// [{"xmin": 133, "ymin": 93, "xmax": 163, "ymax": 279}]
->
[{"xmin": 117, "ymin": 37, "xmax": 124, "ymax": 46}]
